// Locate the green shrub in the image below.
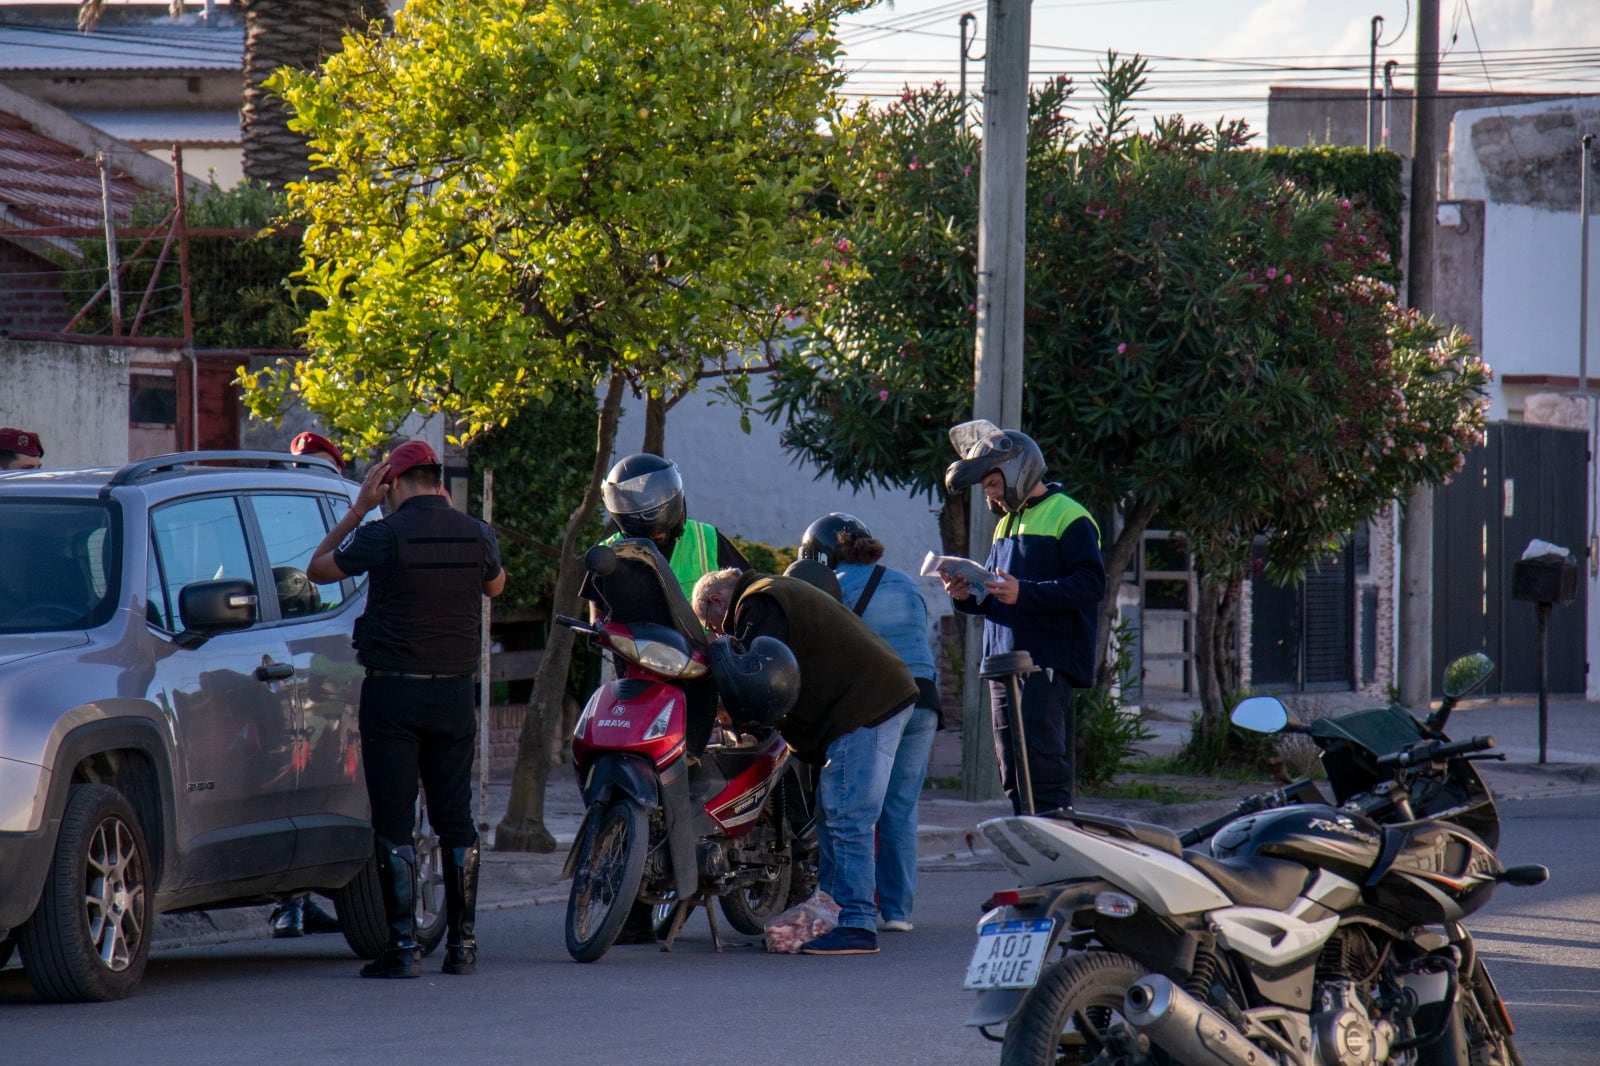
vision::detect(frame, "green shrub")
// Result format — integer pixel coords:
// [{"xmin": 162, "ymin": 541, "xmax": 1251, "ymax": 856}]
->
[
  {"xmin": 730, "ymin": 537, "xmax": 797, "ymax": 575},
  {"xmin": 1177, "ymin": 691, "xmax": 1278, "ymax": 775},
  {"xmin": 1074, "ymin": 618, "xmax": 1154, "ymax": 791}
]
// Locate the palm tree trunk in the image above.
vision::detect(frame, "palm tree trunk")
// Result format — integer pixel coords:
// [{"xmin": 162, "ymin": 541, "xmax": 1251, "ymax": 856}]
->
[
  {"xmin": 494, "ymin": 370, "xmax": 627, "ymax": 852},
  {"xmin": 236, "ymin": 0, "xmax": 388, "ymax": 188}
]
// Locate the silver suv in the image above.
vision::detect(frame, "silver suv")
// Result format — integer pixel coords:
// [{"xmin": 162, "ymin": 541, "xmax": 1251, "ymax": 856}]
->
[{"xmin": 0, "ymin": 452, "xmax": 443, "ymax": 1001}]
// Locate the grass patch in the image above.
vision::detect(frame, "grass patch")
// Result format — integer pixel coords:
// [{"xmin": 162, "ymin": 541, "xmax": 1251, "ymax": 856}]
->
[
  {"xmin": 1082, "ymin": 780, "xmax": 1224, "ymax": 803},
  {"xmin": 1129, "ymin": 755, "xmax": 1267, "ymax": 783},
  {"xmin": 924, "ymin": 775, "xmax": 962, "ymax": 791}
]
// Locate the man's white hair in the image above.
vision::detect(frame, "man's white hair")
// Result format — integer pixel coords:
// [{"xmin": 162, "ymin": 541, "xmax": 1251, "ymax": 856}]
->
[{"xmin": 691, "ymin": 567, "xmax": 744, "ymax": 626}]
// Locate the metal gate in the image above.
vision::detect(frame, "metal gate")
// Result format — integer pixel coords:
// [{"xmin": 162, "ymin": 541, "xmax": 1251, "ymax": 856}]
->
[
  {"xmin": 1250, "ymin": 539, "xmax": 1355, "ymax": 692},
  {"xmin": 1433, "ymin": 422, "xmax": 1589, "ymax": 696}
]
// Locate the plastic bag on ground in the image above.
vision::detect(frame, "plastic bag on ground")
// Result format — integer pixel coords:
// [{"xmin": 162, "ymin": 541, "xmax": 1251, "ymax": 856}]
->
[{"xmin": 763, "ymin": 891, "xmax": 840, "ymax": 954}]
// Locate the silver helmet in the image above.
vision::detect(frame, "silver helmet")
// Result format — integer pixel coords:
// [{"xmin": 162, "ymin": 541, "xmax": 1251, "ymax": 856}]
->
[{"xmin": 944, "ymin": 419, "xmax": 1046, "ymax": 514}]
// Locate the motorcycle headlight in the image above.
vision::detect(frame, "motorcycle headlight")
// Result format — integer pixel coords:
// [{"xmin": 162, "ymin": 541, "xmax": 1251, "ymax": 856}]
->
[
  {"xmin": 642, "ymin": 700, "xmax": 678, "ymax": 741},
  {"xmin": 608, "ymin": 633, "xmax": 707, "ymax": 679}
]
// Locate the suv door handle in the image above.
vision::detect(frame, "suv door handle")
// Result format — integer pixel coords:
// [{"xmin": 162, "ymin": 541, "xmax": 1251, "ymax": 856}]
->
[{"xmin": 255, "ymin": 662, "xmax": 295, "ymax": 682}]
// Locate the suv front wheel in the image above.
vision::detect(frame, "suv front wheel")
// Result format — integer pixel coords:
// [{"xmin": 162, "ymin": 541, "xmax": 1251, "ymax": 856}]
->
[{"xmin": 18, "ymin": 783, "xmax": 152, "ymax": 1002}]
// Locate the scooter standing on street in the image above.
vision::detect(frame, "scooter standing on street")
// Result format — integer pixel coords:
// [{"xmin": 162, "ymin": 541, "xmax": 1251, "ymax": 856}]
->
[{"xmin": 558, "ymin": 539, "xmax": 816, "ymax": 962}]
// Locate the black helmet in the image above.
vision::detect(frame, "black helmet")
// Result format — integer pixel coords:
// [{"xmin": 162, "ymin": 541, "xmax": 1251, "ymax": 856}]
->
[
  {"xmin": 709, "ymin": 635, "xmax": 800, "ymax": 727},
  {"xmin": 797, "ymin": 512, "xmax": 871, "ymax": 570},
  {"xmin": 944, "ymin": 419, "xmax": 1046, "ymax": 514},
  {"xmin": 602, "ymin": 453, "xmax": 686, "ymax": 542},
  {"xmin": 782, "ymin": 558, "xmax": 843, "ymax": 602}
]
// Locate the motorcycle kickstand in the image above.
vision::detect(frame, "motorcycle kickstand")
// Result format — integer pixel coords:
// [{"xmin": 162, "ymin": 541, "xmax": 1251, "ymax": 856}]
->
[
  {"xmin": 659, "ymin": 900, "xmax": 691, "ymax": 953},
  {"xmin": 703, "ymin": 893, "xmax": 724, "ymax": 953}
]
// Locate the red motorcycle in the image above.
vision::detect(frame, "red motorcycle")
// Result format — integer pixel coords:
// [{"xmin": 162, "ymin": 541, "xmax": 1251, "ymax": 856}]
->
[{"xmin": 558, "ymin": 539, "xmax": 815, "ymax": 962}]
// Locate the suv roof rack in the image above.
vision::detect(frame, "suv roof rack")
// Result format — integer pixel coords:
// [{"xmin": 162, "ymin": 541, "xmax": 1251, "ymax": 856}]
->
[{"xmin": 108, "ymin": 450, "xmax": 342, "ymax": 487}]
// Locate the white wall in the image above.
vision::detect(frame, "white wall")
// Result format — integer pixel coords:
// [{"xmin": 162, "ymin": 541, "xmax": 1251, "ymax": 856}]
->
[
  {"xmin": 610, "ymin": 386, "xmax": 953, "ymax": 618},
  {"xmin": 1479, "ymin": 202, "xmax": 1599, "ymax": 419},
  {"xmin": 0, "ymin": 340, "xmax": 130, "ymax": 469}
]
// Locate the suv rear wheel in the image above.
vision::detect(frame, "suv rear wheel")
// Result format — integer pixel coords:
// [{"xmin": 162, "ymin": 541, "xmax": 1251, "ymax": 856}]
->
[{"xmin": 18, "ymin": 783, "xmax": 152, "ymax": 1002}]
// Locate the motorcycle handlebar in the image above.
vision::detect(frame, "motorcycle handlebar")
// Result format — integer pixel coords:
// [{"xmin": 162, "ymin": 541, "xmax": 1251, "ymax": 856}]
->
[
  {"xmin": 1177, "ymin": 779, "xmax": 1315, "ymax": 847},
  {"xmin": 1375, "ymin": 734, "xmax": 1496, "ymax": 770},
  {"xmin": 554, "ymin": 613, "xmax": 597, "ymax": 633}
]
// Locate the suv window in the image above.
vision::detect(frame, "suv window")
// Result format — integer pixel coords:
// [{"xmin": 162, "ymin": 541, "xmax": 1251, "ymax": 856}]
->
[
  {"xmin": 0, "ymin": 499, "xmax": 119, "ymax": 633},
  {"xmin": 251, "ymin": 493, "xmax": 348, "ymax": 617},
  {"xmin": 149, "ymin": 496, "xmax": 255, "ymax": 629}
]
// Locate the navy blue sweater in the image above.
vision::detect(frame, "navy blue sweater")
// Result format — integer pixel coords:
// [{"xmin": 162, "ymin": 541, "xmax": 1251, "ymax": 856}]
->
[{"xmin": 953, "ymin": 485, "xmax": 1107, "ymax": 687}]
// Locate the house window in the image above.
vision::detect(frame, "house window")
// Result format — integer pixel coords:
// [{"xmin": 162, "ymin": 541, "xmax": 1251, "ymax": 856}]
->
[{"xmin": 130, "ymin": 373, "xmax": 178, "ymax": 427}]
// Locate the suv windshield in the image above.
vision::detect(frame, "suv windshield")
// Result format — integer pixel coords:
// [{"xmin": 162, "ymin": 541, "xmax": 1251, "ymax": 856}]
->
[{"xmin": 0, "ymin": 499, "xmax": 120, "ymax": 633}]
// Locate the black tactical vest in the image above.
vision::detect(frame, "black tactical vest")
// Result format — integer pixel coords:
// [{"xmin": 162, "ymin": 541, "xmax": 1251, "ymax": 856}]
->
[{"xmin": 357, "ymin": 497, "xmax": 488, "ymax": 675}]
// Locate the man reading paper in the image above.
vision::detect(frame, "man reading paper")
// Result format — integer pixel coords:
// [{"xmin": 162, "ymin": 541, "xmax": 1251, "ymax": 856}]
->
[{"xmin": 939, "ymin": 421, "xmax": 1106, "ymax": 814}]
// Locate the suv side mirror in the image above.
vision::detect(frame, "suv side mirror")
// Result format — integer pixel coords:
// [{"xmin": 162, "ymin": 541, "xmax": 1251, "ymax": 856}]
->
[{"xmin": 176, "ymin": 579, "xmax": 258, "ymax": 647}]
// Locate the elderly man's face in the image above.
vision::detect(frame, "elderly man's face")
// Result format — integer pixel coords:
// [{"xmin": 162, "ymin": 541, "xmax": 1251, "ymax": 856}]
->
[{"xmin": 696, "ymin": 591, "xmax": 728, "ymax": 636}]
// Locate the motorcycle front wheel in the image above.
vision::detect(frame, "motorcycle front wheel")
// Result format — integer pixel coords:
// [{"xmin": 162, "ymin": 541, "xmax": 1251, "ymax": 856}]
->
[
  {"xmin": 564, "ymin": 799, "xmax": 649, "ymax": 963},
  {"xmin": 1000, "ymin": 951, "xmax": 1150, "ymax": 1066}
]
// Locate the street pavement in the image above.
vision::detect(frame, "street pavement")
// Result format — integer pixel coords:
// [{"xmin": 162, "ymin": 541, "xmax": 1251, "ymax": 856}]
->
[{"xmin": 146, "ymin": 689, "xmax": 1600, "ymax": 952}]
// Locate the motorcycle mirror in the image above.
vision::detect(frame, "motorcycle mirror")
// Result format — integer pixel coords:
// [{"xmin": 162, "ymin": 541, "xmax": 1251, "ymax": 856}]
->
[
  {"xmin": 1230, "ymin": 695, "xmax": 1291, "ymax": 735},
  {"xmin": 1442, "ymin": 652, "xmax": 1495, "ymax": 700},
  {"xmin": 584, "ymin": 544, "xmax": 618, "ymax": 577}
]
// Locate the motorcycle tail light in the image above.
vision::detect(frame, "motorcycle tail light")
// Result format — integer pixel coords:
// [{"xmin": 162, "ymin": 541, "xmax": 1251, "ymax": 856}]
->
[
  {"xmin": 986, "ymin": 890, "xmax": 1023, "ymax": 908},
  {"xmin": 642, "ymin": 700, "xmax": 678, "ymax": 741},
  {"xmin": 1094, "ymin": 891, "xmax": 1138, "ymax": 918}
]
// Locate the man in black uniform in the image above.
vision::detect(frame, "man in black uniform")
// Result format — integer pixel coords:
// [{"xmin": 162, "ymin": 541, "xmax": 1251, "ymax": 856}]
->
[{"xmin": 309, "ymin": 439, "xmax": 505, "ymax": 979}]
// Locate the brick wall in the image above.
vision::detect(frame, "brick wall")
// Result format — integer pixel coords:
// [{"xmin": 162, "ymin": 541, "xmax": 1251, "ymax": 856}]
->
[{"xmin": 0, "ymin": 243, "xmax": 74, "ymax": 333}]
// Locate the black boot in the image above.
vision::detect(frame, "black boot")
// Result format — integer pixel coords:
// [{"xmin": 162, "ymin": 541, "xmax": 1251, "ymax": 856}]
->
[
  {"xmin": 441, "ymin": 841, "xmax": 479, "ymax": 975},
  {"xmin": 360, "ymin": 837, "xmax": 421, "ymax": 979},
  {"xmin": 270, "ymin": 896, "xmax": 306, "ymax": 939}
]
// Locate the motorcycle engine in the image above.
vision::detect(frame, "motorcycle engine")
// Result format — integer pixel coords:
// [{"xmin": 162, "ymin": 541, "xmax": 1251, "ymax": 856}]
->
[{"xmin": 1311, "ymin": 980, "xmax": 1397, "ymax": 1066}]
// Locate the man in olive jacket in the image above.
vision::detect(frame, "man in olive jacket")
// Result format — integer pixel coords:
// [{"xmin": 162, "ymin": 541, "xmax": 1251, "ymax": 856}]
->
[{"xmin": 693, "ymin": 568, "xmax": 916, "ymax": 955}]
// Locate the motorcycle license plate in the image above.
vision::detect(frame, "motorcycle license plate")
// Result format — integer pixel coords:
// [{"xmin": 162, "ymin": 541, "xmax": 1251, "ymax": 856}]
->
[{"xmin": 963, "ymin": 919, "xmax": 1053, "ymax": 990}]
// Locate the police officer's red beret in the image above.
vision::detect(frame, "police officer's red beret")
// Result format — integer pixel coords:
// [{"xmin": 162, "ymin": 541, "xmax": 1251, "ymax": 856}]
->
[
  {"xmin": 0, "ymin": 427, "xmax": 42, "ymax": 457},
  {"xmin": 289, "ymin": 430, "xmax": 344, "ymax": 471},
  {"xmin": 385, "ymin": 439, "xmax": 440, "ymax": 479}
]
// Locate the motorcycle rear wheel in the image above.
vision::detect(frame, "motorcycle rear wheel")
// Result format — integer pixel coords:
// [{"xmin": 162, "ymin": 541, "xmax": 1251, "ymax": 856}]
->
[
  {"xmin": 718, "ymin": 854, "xmax": 792, "ymax": 935},
  {"xmin": 1000, "ymin": 951, "xmax": 1151, "ymax": 1066},
  {"xmin": 565, "ymin": 799, "xmax": 649, "ymax": 963},
  {"xmin": 719, "ymin": 802, "xmax": 795, "ymax": 935}
]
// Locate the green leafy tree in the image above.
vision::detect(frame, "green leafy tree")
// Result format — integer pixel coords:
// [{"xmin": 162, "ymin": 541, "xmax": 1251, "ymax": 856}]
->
[
  {"xmin": 768, "ymin": 56, "xmax": 1490, "ymax": 728},
  {"xmin": 245, "ymin": 0, "xmax": 864, "ymax": 850}
]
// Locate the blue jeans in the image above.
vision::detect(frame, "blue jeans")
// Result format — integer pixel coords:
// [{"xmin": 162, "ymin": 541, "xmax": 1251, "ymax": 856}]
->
[
  {"xmin": 816, "ymin": 704, "xmax": 912, "ymax": 931},
  {"xmin": 875, "ymin": 704, "xmax": 939, "ymax": 924}
]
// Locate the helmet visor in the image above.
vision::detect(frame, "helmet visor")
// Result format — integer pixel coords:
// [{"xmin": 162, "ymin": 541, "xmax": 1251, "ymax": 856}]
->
[
  {"xmin": 602, "ymin": 464, "xmax": 683, "ymax": 516},
  {"xmin": 945, "ymin": 419, "xmax": 1015, "ymax": 494}
]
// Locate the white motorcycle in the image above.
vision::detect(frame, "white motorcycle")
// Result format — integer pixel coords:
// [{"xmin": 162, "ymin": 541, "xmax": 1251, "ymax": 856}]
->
[{"xmin": 965, "ymin": 654, "xmax": 1542, "ymax": 1066}]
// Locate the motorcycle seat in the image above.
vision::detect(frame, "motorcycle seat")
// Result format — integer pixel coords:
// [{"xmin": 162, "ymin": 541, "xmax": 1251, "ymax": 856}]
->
[
  {"xmin": 1042, "ymin": 810, "xmax": 1184, "ymax": 858},
  {"xmin": 1182, "ymin": 852, "xmax": 1310, "ymax": 910}
]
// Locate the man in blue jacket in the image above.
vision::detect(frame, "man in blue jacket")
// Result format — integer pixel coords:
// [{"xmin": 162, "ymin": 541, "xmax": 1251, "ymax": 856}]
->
[{"xmin": 939, "ymin": 421, "xmax": 1106, "ymax": 814}]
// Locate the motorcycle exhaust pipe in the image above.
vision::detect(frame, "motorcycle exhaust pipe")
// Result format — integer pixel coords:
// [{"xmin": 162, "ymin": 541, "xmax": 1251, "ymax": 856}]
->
[{"xmin": 1124, "ymin": 975, "xmax": 1266, "ymax": 1066}]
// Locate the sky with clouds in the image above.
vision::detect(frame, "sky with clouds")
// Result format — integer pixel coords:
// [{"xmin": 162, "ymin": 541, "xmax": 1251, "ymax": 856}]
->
[{"xmin": 835, "ymin": 0, "xmax": 1600, "ymax": 135}]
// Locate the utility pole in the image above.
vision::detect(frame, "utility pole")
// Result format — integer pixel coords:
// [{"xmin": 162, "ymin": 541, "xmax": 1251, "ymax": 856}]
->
[
  {"xmin": 963, "ymin": 0, "xmax": 1031, "ymax": 801},
  {"xmin": 1399, "ymin": 0, "xmax": 1440, "ymax": 708},
  {"xmin": 1367, "ymin": 15, "xmax": 1383, "ymax": 153}
]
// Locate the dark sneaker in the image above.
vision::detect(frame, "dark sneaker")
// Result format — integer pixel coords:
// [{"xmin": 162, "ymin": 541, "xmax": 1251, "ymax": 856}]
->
[{"xmin": 800, "ymin": 927, "xmax": 879, "ymax": 955}]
